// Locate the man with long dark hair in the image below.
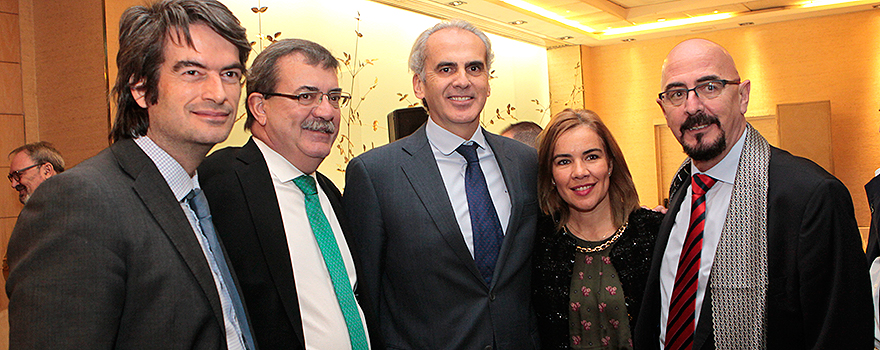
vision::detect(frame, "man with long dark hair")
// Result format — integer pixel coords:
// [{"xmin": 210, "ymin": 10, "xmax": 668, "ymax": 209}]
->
[{"xmin": 6, "ymin": 1, "xmax": 254, "ymax": 348}]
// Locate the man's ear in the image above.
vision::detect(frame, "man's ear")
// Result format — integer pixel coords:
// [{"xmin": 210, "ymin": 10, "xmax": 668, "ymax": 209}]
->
[
  {"xmin": 413, "ymin": 74, "xmax": 425, "ymax": 99},
  {"xmin": 42, "ymin": 163, "xmax": 56, "ymax": 177},
  {"xmin": 738, "ymin": 79, "xmax": 751, "ymax": 115},
  {"xmin": 248, "ymin": 92, "xmax": 269, "ymax": 126},
  {"xmin": 130, "ymin": 79, "xmax": 148, "ymax": 108}
]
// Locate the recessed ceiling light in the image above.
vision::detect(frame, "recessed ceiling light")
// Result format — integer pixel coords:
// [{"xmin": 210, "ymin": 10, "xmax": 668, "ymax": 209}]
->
[
  {"xmin": 802, "ymin": 0, "xmax": 862, "ymax": 8},
  {"xmin": 509, "ymin": 20, "xmax": 527, "ymax": 25},
  {"xmin": 658, "ymin": 18, "xmax": 666, "ymax": 22},
  {"xmin": 602, "ymin": 13, "xmax": 733, "ymax": 35},
  {"xmin": 447, "ymin": 1, "xmax": 466, "ymax": 6},
  {"xmin": 498, "ymin": 0, "xmax": 596, "ymax": 32},
  {"xmin": 622, "ymin": 38, "xmax": 636, "ymax": 42},
  {"xmin": 558, "ymin": 36, "xmax": 574, "ymax": 40}
]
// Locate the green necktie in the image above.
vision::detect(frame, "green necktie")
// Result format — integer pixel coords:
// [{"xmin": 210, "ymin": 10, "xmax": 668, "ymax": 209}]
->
[{"xmin": 293, "ymin": 175, "xmax": 368, "ymax": 350}]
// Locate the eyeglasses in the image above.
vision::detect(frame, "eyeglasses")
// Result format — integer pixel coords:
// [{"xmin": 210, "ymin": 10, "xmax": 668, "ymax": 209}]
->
[
  {"xmin": 658, "ymin": 79, "xmax": 741, "ymax": 107},
  {"xmin": 262, "ymin": 91, "xmax": 352, "ymax": 109},
  {"xmin": 8, "ymin": 163, "xmax": 44, "ymax": 183}
]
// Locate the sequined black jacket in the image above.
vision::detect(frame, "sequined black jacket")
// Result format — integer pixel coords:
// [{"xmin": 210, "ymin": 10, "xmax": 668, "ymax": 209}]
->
[{"xmin": 532, "ymin": 208, "xmax": 663, "ymax": 349}]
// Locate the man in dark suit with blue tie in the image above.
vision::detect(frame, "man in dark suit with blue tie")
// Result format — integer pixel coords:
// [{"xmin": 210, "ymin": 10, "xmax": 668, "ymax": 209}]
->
[
  {"xmin": 6, "ymin": 1, "xmax": 256, "ymax": 349},
  {"xmin": 343, "ymin": 20, "xmax": 539, "ymax": 350}
]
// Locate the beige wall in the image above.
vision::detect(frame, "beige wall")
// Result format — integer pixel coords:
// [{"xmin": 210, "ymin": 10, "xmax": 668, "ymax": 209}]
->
[
  {"xmin": 583, "ymin": 9, "xmax": 880, "ymax": 236},
  {"xmin": 0, "ymin": 0, "xmax": 23, "ymax": 312}
]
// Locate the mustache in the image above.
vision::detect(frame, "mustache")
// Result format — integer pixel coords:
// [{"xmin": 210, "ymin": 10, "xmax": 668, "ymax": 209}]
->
[
  {"xmin": 191, "ymin": 103, "xmax": 234, "ymax": 116},
  {"xmin": 14, "ymin": 184, "xmax": 26, "ymax": 192},
  {"xmin": 680, "ymin": 112, "xmax": 721, "ymax": 134},
  {"xmin": 301, "ymin": 118, "xmax": 336, "ymax": 134}
]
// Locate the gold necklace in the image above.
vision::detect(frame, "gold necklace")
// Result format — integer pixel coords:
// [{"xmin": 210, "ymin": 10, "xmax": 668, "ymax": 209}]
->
[{"xmin": 566, "ymin": 221, "xmax": 628, "ymax": 253}]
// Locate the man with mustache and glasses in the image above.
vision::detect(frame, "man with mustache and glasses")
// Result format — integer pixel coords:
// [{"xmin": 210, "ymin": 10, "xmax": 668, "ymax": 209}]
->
[
  {"xmin": 634, "ymin": 38, "xmax": 871, "ymax": 350},
  {"xmin": 7, "ymin": 1, "xmax": 256, "ymax": 349},
  {"xmin": 200, "ymin": 39, "xmax": 371, "ymax": 350}
]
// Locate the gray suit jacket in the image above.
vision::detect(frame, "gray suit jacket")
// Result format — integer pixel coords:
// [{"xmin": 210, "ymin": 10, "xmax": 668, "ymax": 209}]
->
[
  {"xmin": 6, "ymin": 139, "xmax": 241, "ymax": 349},
  {"xmin": 343, "ymin": 125, "xmax": 540, "ymax": 350}
]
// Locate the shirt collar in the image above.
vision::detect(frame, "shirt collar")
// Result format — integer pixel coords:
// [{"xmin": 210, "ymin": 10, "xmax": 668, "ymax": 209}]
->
[
  {"xmin": 253, "ymin": 137, "xmax": 307, "ymax": 183},
  {"xmin": 133, "ymin": 136, "xmax": 197, "ymax": 202},
  {"xmin": 425, "ymin": 117, "xmax": 488, "ymax": 156},
  {"xmin": 691, "ymin": 128, "xmax": 747, "ymax": 185}
]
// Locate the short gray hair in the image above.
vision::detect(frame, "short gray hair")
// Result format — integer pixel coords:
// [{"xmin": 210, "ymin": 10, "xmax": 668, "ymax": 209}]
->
[
  {"xmin": 409, "ymin": 19, "xmax": 494, "ymax": 81},
  {"xmin": 10, "ymin": 141, "xmax": 65, "ymax": 173}
]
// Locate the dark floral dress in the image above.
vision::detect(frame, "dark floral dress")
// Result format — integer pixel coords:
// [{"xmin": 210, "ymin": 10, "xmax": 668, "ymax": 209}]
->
[
  {"xmin": 533, "ymin": 208, "xmax": 663, "ymax": 350},
  {"xmin": 568, "ymin": 234, "xmax": 632, "ymax": 348}
]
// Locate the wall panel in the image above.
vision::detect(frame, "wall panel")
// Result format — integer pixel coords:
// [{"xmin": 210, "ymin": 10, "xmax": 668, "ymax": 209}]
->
[
  {"xmin": 0, "ymin": 13, "xmax": 18, "ymax": 62},
  {"xmin": 0, "ymin": 63, "xmax": 22, "ymax": 115},
  {"xmin": 0, "ymin": 0, "xmax": 16, "ymax": 14}
]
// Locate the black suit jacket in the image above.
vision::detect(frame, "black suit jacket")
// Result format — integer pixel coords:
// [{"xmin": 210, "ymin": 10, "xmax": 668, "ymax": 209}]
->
[
  {"xmin": 865, "ymin": 175, "xmax": 880, "ymax": 263},
  {"xmin": 199, "ymin": 137, "xmax": 361, "ymax": 350},
  {"xmin": 343, "ymin": 125, "xmax": 540, "ymax": 350},
  {"xmin": 635, "ymin": 147, "xmax": 872, "ymax": 349},
  {"xmin": 7, "ymin": 139, "xmax": 239, "ymax": 349}
]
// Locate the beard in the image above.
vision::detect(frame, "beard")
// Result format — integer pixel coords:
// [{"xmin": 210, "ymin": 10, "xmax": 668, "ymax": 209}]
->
[
  {"xmin": 15, "ymin": 184, "xmax": 29, "ymax": 204},
  {"xmin": 679, "ymin": 112, "xmax": 726, "ymax": 161}
]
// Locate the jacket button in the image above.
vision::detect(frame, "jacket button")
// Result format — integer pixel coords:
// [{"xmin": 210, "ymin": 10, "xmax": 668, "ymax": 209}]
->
[
  {"xmin": 484, "ymin": 346, "xmax": 493, "ymax": 350},
  {"xmin": 489, "ymin": 292, "xmax": 496, "ymax": 301}
]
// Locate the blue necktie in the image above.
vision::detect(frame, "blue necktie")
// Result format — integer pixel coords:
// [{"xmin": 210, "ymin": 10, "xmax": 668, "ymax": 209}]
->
[
  {"xmin": 456, "ymin": 143, "xmax": 504, "ymax": 285},
  {"xmin": 293, "ymin": 175, "xmax": 369, "ymax": 350},
  {"xmin": 186, "ymin": 189, "xmax": 255, "ymax": 350}
]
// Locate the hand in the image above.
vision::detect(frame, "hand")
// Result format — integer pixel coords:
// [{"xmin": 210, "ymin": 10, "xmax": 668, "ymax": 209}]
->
[{"xmin": 642, "ymin": 205, "xmax": 667, "ymax": 214}]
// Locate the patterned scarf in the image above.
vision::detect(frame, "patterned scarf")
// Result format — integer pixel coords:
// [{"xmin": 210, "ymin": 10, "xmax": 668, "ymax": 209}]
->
[
  {"xmin": 712, "ymin": 124, "xmax": 769, "ymax": 349},
  {"xmin": 670, "ymin": 123, "xmax": 769, "ymax": 349}
]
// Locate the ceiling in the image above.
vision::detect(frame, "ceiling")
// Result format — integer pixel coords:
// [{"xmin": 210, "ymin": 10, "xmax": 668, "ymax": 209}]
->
[{"xmin": 370, "ymin": 0, "xmax": 880, "ymax": 47}]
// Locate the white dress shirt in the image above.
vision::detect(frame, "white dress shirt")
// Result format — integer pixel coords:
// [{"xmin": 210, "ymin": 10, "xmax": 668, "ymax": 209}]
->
[
  {"xmin": 659, "ymin": 131, "xmax": 747, "ymax": 348},
  {"xmin": 425, "ymin": 118, "xmax": 511, "ymax": 257},
  {"xmin": 254, "ymin": 138, "xmax": 370, "ymax": 350}
]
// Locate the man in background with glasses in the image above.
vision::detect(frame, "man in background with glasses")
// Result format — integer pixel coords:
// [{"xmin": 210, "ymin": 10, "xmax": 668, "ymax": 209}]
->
[
  {"xmin": 200, "ymin": 38, "xmax": 370, "ymax": 350},
  {"xmin": 6, "ymin": 142, "xmax": 64, "ymax": 279},
  {"xmin": 7, "ymin": 141, "xmax": 64, "ymax": 205},
  {"xmin": 634, "ymin": 38, "xmax": 871, "ymax": 349}
]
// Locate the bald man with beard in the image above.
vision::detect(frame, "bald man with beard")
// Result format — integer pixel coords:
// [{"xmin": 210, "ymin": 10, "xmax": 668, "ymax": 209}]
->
[{"xmin": 634, "ymin": 38, "xmax": 871, "ymax": 350}]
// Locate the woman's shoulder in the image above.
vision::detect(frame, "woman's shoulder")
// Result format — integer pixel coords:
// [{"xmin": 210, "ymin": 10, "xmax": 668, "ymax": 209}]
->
[
  {"xmin": 629, "ymin": 207, "xmax": 664, "ymax": 226},
  {"xmin": 625, "ymin": 208, "xmax": 664, "ymax": 238}
]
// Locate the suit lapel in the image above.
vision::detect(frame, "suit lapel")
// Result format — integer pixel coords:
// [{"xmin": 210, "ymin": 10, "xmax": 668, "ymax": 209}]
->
[
  {"xmin": 112, "ymin": 139, "xmax": 225, "ymax": 325},
  {"xmin": 399, "ymin": 127, "xmax": 486, "ymax": 285},
  {"xmin": 317, "ymin": 173, "xmax": 354, "ymax": 258},
  {"xmin": 235, "ymin": 139, "xmax": 307, "ymax": 348},
  {"xmin": 483, "ymin": 131, "xmax": 520, "ymax": 287},
  {"xmin": 640, "ymin": 162, "xmax": 689, "ymax": 349}
]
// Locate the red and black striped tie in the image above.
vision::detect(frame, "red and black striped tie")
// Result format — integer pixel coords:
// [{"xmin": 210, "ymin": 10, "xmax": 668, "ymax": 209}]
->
[{"xmin": 666, "ymin": 173, "xmax": 716, "ymax": 350}]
